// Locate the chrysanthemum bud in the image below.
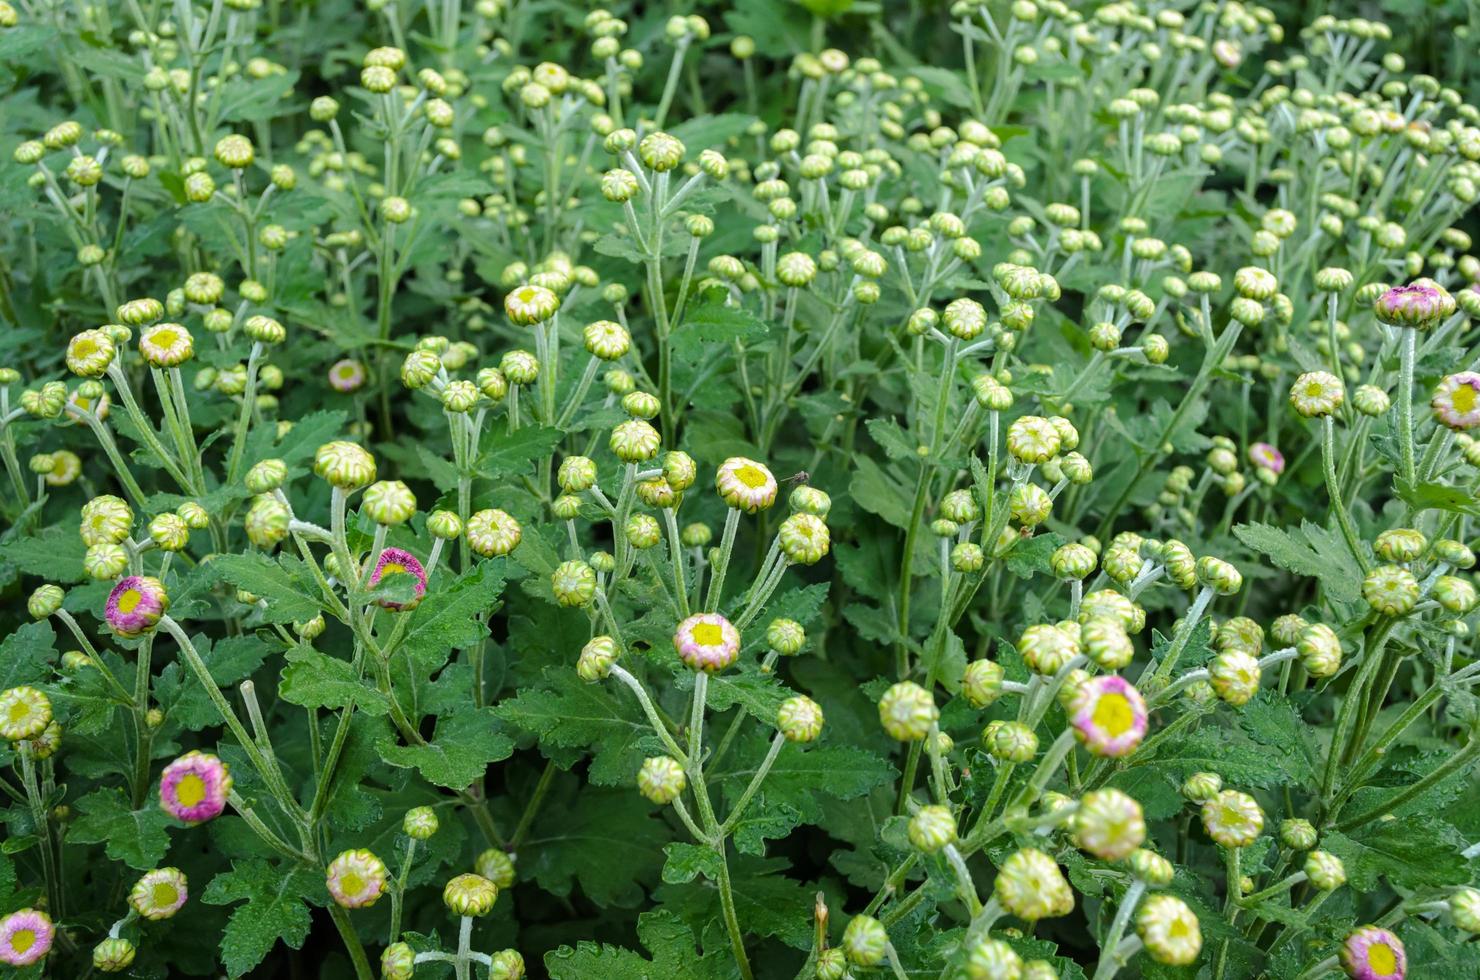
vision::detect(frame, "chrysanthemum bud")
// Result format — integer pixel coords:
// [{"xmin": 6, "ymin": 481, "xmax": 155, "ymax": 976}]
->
[
  {"xmin": 443, "ymin": 873, "xmax": 498, "ymax": 917},
  {"xmin": 637, "ymin": 756, "xmax": 686, "ymax": 804}
]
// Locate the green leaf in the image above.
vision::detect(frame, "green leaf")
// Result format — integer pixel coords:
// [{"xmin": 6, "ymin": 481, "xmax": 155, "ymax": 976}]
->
[
  {"xmin": 476, "ymin": 424, "xmax": 562, "ymax": 479},
  {"xmin": 1, "ymin": 524, "xmax": 88, "ymax": 582},
  {"xmin": 865, "ymin": 417, "xmax": 921, "ymax": 461},
  {"xmin": 1239, "ymin": 693, "xmax": 1316, "ymax": 783},
  {"xmin": 712, "ymin": 730, "xmax": 894, "ymax": 854},
  {"xmin": 660, "ymin": 842, "xmax": 723, "ymax": 884},
  {"xmin": 67, "ymin": 788, "xmax": 172, "ymax": 870},
  {"xmin": 1233, "ymin": 520, "xmax": 1363, "ymax": 604},
  {"xmin": 1130, "ymin": 723, "xmax": 1295, "ymax": 788},
  {"xmin": 155, "ymin": 635, "xmax": 271, "ymax": 732},
  {"xmin": 655, "ymin": 854, "xmax": 815, "ymax": 948},
  {"xmin": 670, "ymin": 294, "xmax": 770, "ymax": 359},
  {"xmin": 522, "ymin": 786, "xmax": 671, "ymax": 907},
  {"xmin": 850, "ymin": 455, "xmax": 913, "ymax": 529},
  {"xmin": 494, "ymin": 667, "xmax": 658, "ymax": 785},
  {"xmin": 1005, "ymin": 531, "xmax": 1065, "ymax": 579},
  {"xmin": 401, "ymin": 561, "xmax": 507, "ymax": 669},
  {"xmin": 200, "ymin": 860, "xmax": 318, "ymax": 977},
  {"xmin": 1323, "ymin": 815, "xmax": 1475, "ymax": 891},
  {"xmin": 210, "ymin": 553, "xmax": 324, "ymax": 623},
  {"xmin": 0, "ymin": 620, "xmax": 56, "ymax": 689},
  {"xmin": 279, "ymin": 644, "xmax": 389, "ymax": 715},
  {"xmin": 376, "ymin": 707, "xmax": 512, "ymax": 789},
  {"xmin": 546, "ymin": 909, "xmax": 730, "ymax": 979},
  {"xmin": 245, "ymin": 408, "xmax": 347, "ymax": 472}
]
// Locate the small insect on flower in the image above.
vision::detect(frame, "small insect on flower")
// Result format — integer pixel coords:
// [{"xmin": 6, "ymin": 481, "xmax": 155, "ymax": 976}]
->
[
  {"xmin": 105, "ymin": 575, "xmax": 169, "ymax": 637},
  {"xmin": 328, "ymin": 358, "xmax": 367, "ymax": 392},
  {"xmin": 1068, "ymin": 674, "xmax": 1148, "ymax": 757},
  {"xmin": 129, "ymin": 867, "xmax": 189, "ymax": 919},
  {"xmin": 672, "ymin": 613, "xmax": 741, "ymax": 672},
  {"xmin": 716, "ymin": 456, "xmax": 778, "ymax": 512},
  {"xmin": 159, "ymin": 750, "xmax": 232, "ymax": 824},
  {"xmin": 1247, "ymin": 441, "xmax": 1285, "ymax": 475},
  {"xmin": 369, "ymin": 548, "xmax": 428, "ymax": 610},
  {"xmin": 327, "ymin": 849, "xmax": 389, "ymax": 908},
  {"xmin": 1340, "ymin": 925, "xmax": 1406, "ymax": 980},
  {"xmin": 0, "ymin": 908, "xmax": 54, "ymax": 967},
  {"xmin": 1431, "ymin": 372, "xmax": 1480, "ymax": 430}
]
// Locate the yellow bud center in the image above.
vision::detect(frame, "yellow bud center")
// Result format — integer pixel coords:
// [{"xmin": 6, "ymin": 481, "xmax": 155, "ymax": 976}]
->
[
  {"xmin": 175, "ymin": 772, "xmax": 207, "ymax": 807},
  {"xmin": 1453, "ymin": 383, "xmax": 1478, "ymax": 415},
  {"xmin": 1368, "ymin": 942, "xmax": 1397, "ymax": 975},
  {"xmin": 692, "ymin": 623, "xmax": 724, "ymax": 646},
  {"xmin": 1091, "ymin": 692, "xmax": 1134, "ymax": 737},
  {"xmin": 117, "ymin": 588, "xmax": 142, "ymax": 614},
  {"xmin": 735, "ymin": 465, "xmax": 768, "ymax": 489},
  {"xmin": 10, "ymin": 929, "xmax": 35, "ymax": 954},
  {"xmin": 152, "ymin": 883, "xmax": 178, "ymax": 909}
]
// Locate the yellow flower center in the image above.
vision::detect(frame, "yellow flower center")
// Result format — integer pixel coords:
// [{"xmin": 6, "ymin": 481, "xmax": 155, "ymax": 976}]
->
[
  {"xmin": 1368, "ymin": 942, "xmax": 1397, "ymax": 975},
  {"xmin": 8, "ymin": 702, "xmax": 30, "ymax": 724},
  {"xmin": 1453, "ymin": 384, "xmax": 1478, "ymax": 414},
  {"xmin": 381, "ymin": 562, "xmax": 407, "ymax": 578},
  {"xmin": 1168, "ymin": 917, "xmax": 1189, "ymax": 939},
  {"xmin": 1091, "ymin": 692, "xmax": 1134, "ymax": 736},
  {"xmin": 117, "ymin": 588, "xmax": 142, "ymax": 614},
  {"xmin": 1304, "ymin": 381, "xmax": 1324, "ymax": 398},
  {"xmin": 735, "ymin": 465, "xmax": 768, "ymax": 489},
  {"xmin": 153, "ymin": 883, "xmax": 179, "ymax": 908},
  {"xmin": 692, "ymin": 623, "xmax": 724, "ymax": 647},
  {"xmin": 176, "ymin": 772, "xmax": 207, "ymax": 807},
  {"xmin": 336, "ymin": 365, "xmax": 358, "ymax": 379},
  {"xmin": 10, "ymin": 929, "xmax": 35, "ymax": 954},
  {"xmin": 151, "ymin": 328, "xmax": 179, "ymax": 349},
  {"xmin": 74, "ymin": 338, "xmax": 98, "ymax": 357},
  {"xmin": 341, "ymin": 871, "xmax": 366, "ymax": 896}
]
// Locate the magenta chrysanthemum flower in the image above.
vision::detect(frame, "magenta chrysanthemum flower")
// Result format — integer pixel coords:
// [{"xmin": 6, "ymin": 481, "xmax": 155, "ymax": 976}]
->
[
  {"xmin": 369, "ymin": 547, "xmax": 428, "ymax": 610},
  {"xmin": 328, "ymin": 358, "xmax": 367, "ymax": 393},
  {"xmin": 106, "ymin": 575, "xmax": 169, "ymax": 637},
  {"xmin": 672, "ymin": 613, "xmax": 741, "ymax": 672},
  {"xmin": 1247, "ymin": 441, "xmax": 1284, "ymax": 475},
  {"xmin": 1373, "ymin": 282, "xmax": 1450, "ymax": 329},
  {"xmin": 1069, "ymin": 675, "xmax": 1148, "ymax": 757},
  {"xmin": 159, "ymin": 750, "xmax": 232, "ymax": 824},
  {"xmin": 326, "ymin": 849, "xmax": 388, "ymax": 908},
  {"xmin": 1340, "ymin": 925, "xmax": 1405, "ymax": 980},
  {"xmin": 1431, "ymin": 372, "xmax": 1480, "ymax": 431},
  {"xmin": 0, "ymin": 908, "xmax": 53, "ymax": 967}
]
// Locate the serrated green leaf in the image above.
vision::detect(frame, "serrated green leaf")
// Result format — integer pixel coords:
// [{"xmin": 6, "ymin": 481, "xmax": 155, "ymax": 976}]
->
[
  {"xmin": 1323, "ymin": 815, "xmax": 1474, "ymax": 891},
  {"xmin": 522, "ymin": 785, "xmax": 671, "ymax": 907},
  {"xmin": 377, "ymin": 707, "xmax": 512, "ymax": 788},
  {"xmin": 1234, "ymin": 520, "xmax": 1363, "ymax": 604},
  {"xmin": 494, "ymin": 666, "xmax": 658, "ymax": 785},
  {"xmin": 200, "ymin": 860, "xmax": 317, "ymax": 977},
  {"xmin": 400, "ymin": 561, "xmax": 506, "ymax": 668},
  {"xmin": 279, "ymin": 644, "xmax": 388, "ymax": 715},
  {"xmin": 67, "ymin": 788, "xmax": 172, "ymax": 870},
  {"xmin": 545, "ymin": 908, "xmax": 730, "ymax": 979},
  {"xmin": 210, "ymin": 553, "xmax": 324, "ymax": 623}
]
